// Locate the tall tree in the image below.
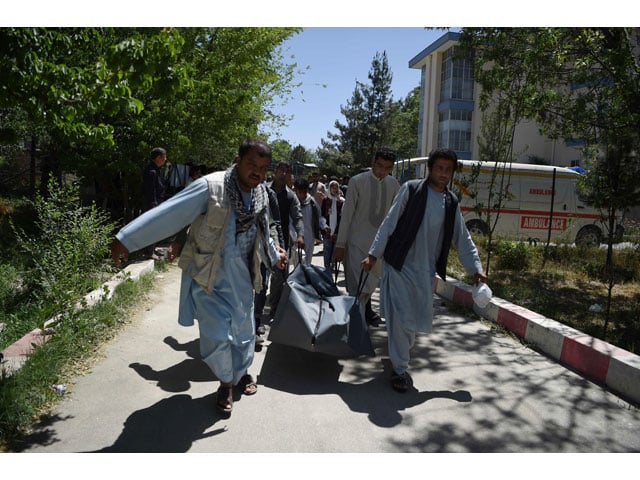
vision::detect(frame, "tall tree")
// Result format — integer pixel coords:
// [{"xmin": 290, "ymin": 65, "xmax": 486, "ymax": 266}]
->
[
  {"xmin": 107, "ymin": 27, "xmax": 300, "ymax": 218},
  {"xmin": 270, "ymin": 139, "xmax": 293, "ymax": 164},
  {"xmin": 324, "ymin": 51, "xmax": 394, "ymax": 172}
]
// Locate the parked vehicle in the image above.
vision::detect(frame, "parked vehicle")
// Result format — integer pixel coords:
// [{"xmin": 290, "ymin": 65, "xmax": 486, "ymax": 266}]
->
[{"xmin": 393, "ymin": 157, "xmax": 623, "ymax": 246}]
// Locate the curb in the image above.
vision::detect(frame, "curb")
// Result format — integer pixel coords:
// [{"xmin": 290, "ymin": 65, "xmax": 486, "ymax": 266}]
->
[
  {"xmin": 434, "ymin": 275, "xmax": 640, "ymax": 406},
  {"xmin": 0, "ymin": 260, "xmax": 155, "ymax": 377}
]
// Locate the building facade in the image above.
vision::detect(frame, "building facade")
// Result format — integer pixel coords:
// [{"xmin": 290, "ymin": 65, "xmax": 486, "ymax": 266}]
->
[{"xmin": 408, "ymin": 31, "xmax": 583, "ymax": 167}]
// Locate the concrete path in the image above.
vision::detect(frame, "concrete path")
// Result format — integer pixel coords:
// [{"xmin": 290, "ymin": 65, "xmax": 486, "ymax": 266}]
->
[{"xmin": 17, "ymin": 248, "xmax": 640, "ymax": 453}]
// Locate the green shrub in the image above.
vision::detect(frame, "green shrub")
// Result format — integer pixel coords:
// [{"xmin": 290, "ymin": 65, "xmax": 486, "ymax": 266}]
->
[
  {"xmin": 495, "ymin": 240, "xmax": 531, "ymax": 270},
  {"xmin": 614, "ymin": 245, "xmax": 640, "ymax": 283},
  {"xmin": 11, "ymin": 175, "xmax": 116, "ymax": 317}
]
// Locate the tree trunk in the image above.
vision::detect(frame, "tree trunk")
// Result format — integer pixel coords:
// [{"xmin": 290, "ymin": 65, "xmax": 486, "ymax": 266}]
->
[{"xmin": 29, "ymin": 134, "xmax": 37, "ymax": 198}]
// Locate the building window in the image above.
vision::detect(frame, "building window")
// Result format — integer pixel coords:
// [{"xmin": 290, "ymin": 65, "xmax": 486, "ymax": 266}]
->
[
  {"xmin": 440, "ymin": 47, "xmax": 474, "ymax": 102},
  {"xmin": 438, "ymin": 110, "xmax": 473, "ymax": 152},
  {"xmin": 438, "ymin": 47, "xmax": 474, "ymax": 155}
]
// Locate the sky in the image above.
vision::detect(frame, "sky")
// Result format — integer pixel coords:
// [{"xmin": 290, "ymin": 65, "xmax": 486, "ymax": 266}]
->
[{"xmin": 263, "ymin": 27, "xmax": 449, "ymax": 152}]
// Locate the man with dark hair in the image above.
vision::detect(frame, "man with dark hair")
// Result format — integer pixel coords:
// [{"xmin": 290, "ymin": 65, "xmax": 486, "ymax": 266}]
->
[
  {"xmin": 143, "ymin": 147, "xmax": 168, "ymax": 210},
  {"xmin": 253, "ymin": 180, "xmax": 284, "ymax": 345},
  {"xmin": 339, "ymin": 175, "xmax": 350, "ymax": 197},
  {"xmin": 335, "ymin": 147, "xmax": 400, "ymax": 326},
  {"xmin": 266, "ymin": 161, "xmax": 304, "ymax": 318},
  {"xmin": 293, "ymin": 176, "xmax": 326, "ymax": 266},
  {"xmin": 362, "ymin": 148, "xmax": 486, "ymax": 393},
  {"xmin": 111, "ymin": 138, "xmax": 287, "ymax": 415},
  {"xmin": 142, "ymin": 147, "xmax": 168, "ymax": 258}
]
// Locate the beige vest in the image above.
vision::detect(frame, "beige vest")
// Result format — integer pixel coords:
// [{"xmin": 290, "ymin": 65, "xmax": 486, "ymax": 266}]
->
[{"xmin": 178, "ymin": 171, "xmax": 267, "ymax": 294}]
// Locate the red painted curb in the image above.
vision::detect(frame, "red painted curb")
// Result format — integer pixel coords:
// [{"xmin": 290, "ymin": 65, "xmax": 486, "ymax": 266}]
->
[
  {"xmin": 560, "ymin": 334, "xmax": 629, "ymax": 385},
  {"xmin": 496, "ymin": 306, "xmax": 530, "ymax": 339},
  {"xmin": 1, "ymin": 330, "xmax": 50, "ymax": 359},
  {"xmin": 452, "ymin": 286, "xmax": 474, "ymax": 308}
]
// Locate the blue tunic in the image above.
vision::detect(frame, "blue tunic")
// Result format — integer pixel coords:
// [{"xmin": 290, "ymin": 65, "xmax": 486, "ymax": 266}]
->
[{"xmin": 116, "ymin": 177, "xmax": 278, "ymax": 385}]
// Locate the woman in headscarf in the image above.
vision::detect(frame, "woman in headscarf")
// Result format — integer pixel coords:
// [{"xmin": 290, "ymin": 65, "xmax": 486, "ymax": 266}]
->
[{"xmin": 320, "ymin": 180, "xmax": 345, "ymax": 276}]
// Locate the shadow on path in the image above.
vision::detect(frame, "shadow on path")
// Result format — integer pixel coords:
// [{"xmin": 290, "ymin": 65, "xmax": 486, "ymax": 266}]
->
[
  {"xmin": 257, "ymin": 343, "xmax": 472, "ymax": 428},
  {"xmin": 129, "ymin": 337, "xmax": 216, "ymax": 392},
  {"xmin": 87, "ymin": 393, "xmax": 228, "ymax": 452}
]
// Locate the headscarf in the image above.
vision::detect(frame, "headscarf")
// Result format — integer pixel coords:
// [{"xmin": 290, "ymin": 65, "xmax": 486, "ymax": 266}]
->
[{"xmin": 327, "ymin": 180, "xmax": 342, "ymax": 233}]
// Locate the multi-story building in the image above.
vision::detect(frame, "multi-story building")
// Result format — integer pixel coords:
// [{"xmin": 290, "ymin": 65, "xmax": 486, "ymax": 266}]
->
[{"xmin": 408, "ymin": 31, "xmax": 583, "ymax": 167}]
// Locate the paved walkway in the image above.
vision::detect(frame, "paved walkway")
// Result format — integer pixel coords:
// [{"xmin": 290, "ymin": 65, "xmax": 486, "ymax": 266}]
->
[{"xmin": 15, "ymin": 247, "xmax": 640, "ymax": 454}]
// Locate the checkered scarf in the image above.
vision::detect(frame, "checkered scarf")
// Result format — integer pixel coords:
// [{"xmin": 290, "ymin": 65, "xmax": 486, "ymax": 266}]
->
[{"xmin": 224, "ymin": 163, "xmax": 268, "ymax": 236}]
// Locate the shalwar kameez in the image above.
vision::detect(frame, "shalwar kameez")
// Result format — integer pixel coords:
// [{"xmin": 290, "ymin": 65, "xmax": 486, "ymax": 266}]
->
[
  {"xmin": 368, "ymin": 184, "xmax": 483, "ymax": 376},
  {"xmin": 335, "ymin": 169, "xmax": 399, "ymax": 301},
  {"xmin": 116, "ymin": 167, "xmax": 279, "ymax": 386}
]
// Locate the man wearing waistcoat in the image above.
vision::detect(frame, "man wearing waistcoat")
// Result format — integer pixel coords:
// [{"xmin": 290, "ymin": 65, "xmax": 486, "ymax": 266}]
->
[
  {"xmin": 111, "ymin": 139, "xmax": 287, "ymax": 415},
  {"xmin": 362, "ymin": 148, "xmax": 486, "ymax": 393}
]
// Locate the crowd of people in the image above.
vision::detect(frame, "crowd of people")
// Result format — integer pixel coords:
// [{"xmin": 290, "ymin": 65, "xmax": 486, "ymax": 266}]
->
[{"xmin": 111, "ymin": 139, "xmax": 485, "ymax": 415}]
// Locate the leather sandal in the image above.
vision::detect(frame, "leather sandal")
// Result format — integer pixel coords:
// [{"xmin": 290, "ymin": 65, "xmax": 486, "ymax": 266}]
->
[
  {"xmin": 238, "ymin": 374, "xmax": 258, "ymax": 396},
  {"xmin": 216, "ymin": 382, "xmax": 233, "ymax": 413}
]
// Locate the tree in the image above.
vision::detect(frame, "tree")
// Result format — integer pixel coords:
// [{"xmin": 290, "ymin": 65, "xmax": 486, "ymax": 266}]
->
[
  {"xmin": 324, "ymin": 51, "xmax": 395, "ymax": 172},
  {"xmin": 0, "ymin": 28, "xmax": 186, "ymax": 197},
  {"xmin": 105, "ymin": 27, "xmax": 300, "ymax": 219},
  {"xmin": 0, "ymin": 27, "xmax": 301, "ymax": 220},
  {"xmin": 316, "ymin": 140, "xmax": 353, "ymax": 178},
  {"xmin": 270, "ymin": 139, "xmax": 293, "ymax": 164},
  {"xmin": 157, "ymin": 28, "xmax": 300, "ymax": 169},
  {"xmin": 388, "ymin": 86, "xmax": 420, "ymax": 160},
  {"xmin": 459, "ymin": 27, "xmax": 640, "ymax": 337}
]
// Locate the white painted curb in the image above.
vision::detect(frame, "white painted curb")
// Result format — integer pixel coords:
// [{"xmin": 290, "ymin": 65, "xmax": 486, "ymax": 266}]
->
[{"xmin": 434, "ymin": 275, "xmax": 640, "ymax": 405}]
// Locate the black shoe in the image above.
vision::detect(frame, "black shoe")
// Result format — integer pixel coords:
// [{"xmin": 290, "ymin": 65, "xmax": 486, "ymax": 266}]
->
[
  {"xmin": 365, "ymin": 301, "xmax": 382, "ymax": 326},
  {"xmin": 256, "ymin": 324, "xmax": 266, "ymax": 336},
  {"xmin": 366, "ymin": 311, "xmax": 381, "ymax": 326},
  {"xmin": 390, "ymin": 371, "xmax": 411, "ymax": 393}
]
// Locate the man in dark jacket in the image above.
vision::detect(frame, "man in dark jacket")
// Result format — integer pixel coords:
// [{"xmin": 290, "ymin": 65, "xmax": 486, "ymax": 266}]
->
[
  {"xmin": 142, "ymin": 147, "xmax": 168, "ymax": 258},
  {"xmin": 266, "ymin": 161, "xmax": 304, "ymax": 318},
  {"xmin": 143, "ymin": 147, "xmax": 168, "ymax": 211}
]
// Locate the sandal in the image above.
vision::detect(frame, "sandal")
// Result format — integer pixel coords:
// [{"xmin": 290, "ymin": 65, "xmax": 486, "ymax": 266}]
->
[
  {"xmin": 238, "ymin": 374, "xmax": 258, "ymax": 396},
  {"xmin": 391, "ymin": 371, "xmax": 410, "ymax": 393},
  {"xmin": 216, "ymin": 382, "xmax": 233, "ymax": 414}
]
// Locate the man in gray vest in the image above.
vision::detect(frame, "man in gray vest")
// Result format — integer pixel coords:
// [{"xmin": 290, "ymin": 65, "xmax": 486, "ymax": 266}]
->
[
  {"xmin": 362, "ymin": 148, "xmax": 487, "ymax": 393},
  {"xmin": 111, "ymin": 139, "xmax": 287, "ymax": 415}
]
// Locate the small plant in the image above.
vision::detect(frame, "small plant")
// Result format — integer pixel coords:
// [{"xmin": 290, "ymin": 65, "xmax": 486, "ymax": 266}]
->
[{"xmin": 494, "ymin": 240, "xmax": 531, "ymax": 270}]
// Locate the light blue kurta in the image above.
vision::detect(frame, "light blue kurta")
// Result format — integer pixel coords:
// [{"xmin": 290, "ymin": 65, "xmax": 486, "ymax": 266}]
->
[
  {"xmin": 116, "ymin": 177, "xmax": 278, "ymax": 385},
  {"xmin": 368, "ymin": 184, "xmax": 483, "ymax": 374}
]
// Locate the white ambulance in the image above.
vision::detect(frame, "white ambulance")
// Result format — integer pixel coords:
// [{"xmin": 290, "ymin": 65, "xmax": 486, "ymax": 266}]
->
[{"xmin": 393, "ymin": 157, "xmax": 621, "ymax": 246}]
